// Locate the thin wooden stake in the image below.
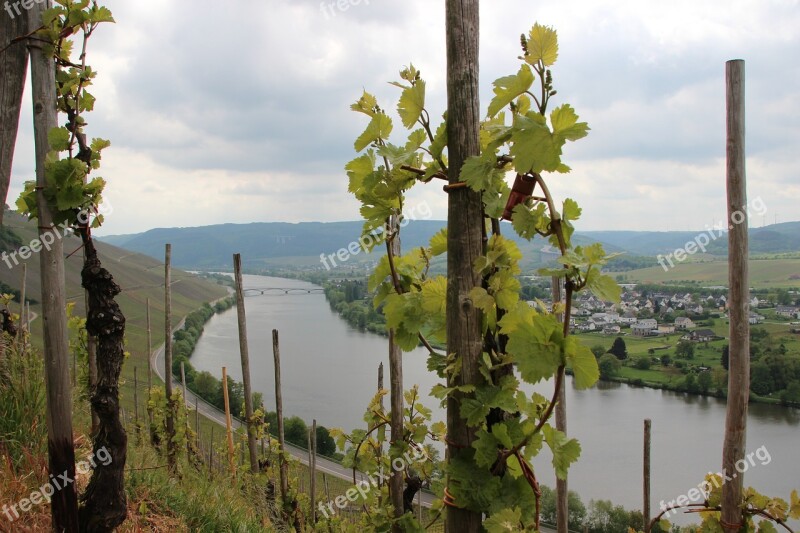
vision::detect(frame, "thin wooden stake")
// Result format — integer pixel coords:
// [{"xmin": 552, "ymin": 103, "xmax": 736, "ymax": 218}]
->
[
  {"xmin": 222, "ymin": 366, "xmax": 236, "ymax": 475},
  {"xmin": 273, "ymin": 329, "xmax": 289, "ymax": 506},
  {"xmin": 17, "ymin": 264, "xmax": 26, "ymax": 347},
  {"xmin": 378, "ymin": 362, "xmax": 384, "ymax": 459},
  {"xmin": 644, "ymin": 419, "xmax": 651, "ymax": 532},
  {"xmin": 164, "ymin": 244, "xmax": 176, "ymax": 472},
  {"xmin": 134, "ymin": 367, "xmax": 139, "ymax": 436},
  {"xmin": 721, "ymin": 58, "xmax": 750, "ymax": 532},
  {"xmin": 233, "ymin": 254, "xmax": 259, "ymax": 473},
  {"xmin": 310, "ymin": 419, "xmax": 317, "ymax": 525}
]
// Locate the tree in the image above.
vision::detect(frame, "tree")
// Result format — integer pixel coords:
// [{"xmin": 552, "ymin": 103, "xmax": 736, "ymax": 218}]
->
[
  {"xmin": 698, "ymin": 370, "xmax": 712, "ymax": 394},
  {"xmin": 598, "ymin": 354, "xmax": 622, "ymax": 380},
  {"xmin": 721, "ymin": 344, "xmax": 729, "ymax": 370},
  {"xmin": 609, "ymin": 337, "xmax": 627, "ymax": 360},
  {"xmin": 634, "ymin": 357, "xmax": 651, "ymax": 370},
  {"xmin": 540, "ymin": 485, "xmax": 586, "ymax": 530},
  {"xmin": 315, "ymin": 425, "xmax": 337, "ymax": 457},
  {"xmin": 675, "ymin": 340, "xmax": 695, "ymax": 359},
  {"xmin": 591, "ymin": 344, "xmax": 606, "ymax": 358},
  {"xmin": 660, "ymin": 354, "xmax": 672, "ymax": 367}
]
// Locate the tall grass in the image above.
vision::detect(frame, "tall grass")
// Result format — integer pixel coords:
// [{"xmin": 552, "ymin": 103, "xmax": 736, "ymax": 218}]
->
[{"xmin": 0, "ymin": 334, "xmax": 47, "ymax": 469}]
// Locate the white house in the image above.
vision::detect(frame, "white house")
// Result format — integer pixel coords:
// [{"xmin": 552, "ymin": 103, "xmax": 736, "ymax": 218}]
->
[{"xmin": 674, "ymin": 317, "xmax": 695, "ymax": 330}]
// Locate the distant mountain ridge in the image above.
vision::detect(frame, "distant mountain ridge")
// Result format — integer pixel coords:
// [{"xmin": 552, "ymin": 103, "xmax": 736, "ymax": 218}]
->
[{"xmin": 100, "ymin": 220, "xmax": 800, "ymax": 269}]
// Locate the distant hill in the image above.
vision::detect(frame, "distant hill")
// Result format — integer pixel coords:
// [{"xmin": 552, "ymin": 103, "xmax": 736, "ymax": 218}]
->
[
  {"xmin": 98, "ymin": 220, "xmax": 629, "ymax": 270},
  {"xmin": 0, "ymin": 211, "xmax": 229, "ymax": 351},
  {"xmin": 99, "ymin": 220, "xmax": 800, "ymax": 270}
]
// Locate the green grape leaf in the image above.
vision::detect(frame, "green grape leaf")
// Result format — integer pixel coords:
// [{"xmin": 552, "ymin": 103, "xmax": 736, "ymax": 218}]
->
[
  {"xmin": 543, "ymin": 425, "xmax": 581, "ymax": 480},
  {"xmin": 90, "ymin": 6, "xmax": 115, "ymax": 23},
  {"xmin": 510, "ymin": 112, "xmax": 561, "ymax": 174},
  {"xmin": 790, "ymin": 489, "xmax": 800, "ymax": 519},
  {"xmin": 484, "ymin": 507, "xmax": 523, "ymax": 532},
  {"xmin": 351, "ymin": 90, "xmax": 378, "ymax": 117},
  {"xmin": 550, "ymin": 104, "xmax": 590, "ymax": 142},
  {"xmin": 461, "ymin": 398, "xmax": 490, "ymax": 427},
  {"xmin": 346, "ymin": 151, "xmax": 376, "ymax": 196},
  {"xmin": 488, "ymin": 64, "xmax": 535, "ymax": 118},
  {"xmin": 564, "ymin": 336, "xmax": 599, "ymax": 389},
  {"xmin": 585, "ymin": 268, "xmax": 622, "ymax": 303},
  {"xmin": 491, "ymin": 422, "xmax": 514, "ymax": 449},
  {"xmin": 562, "ymin": 198, "xmax": 581, "ymax": 222},
  {"xmin": 470, "ymin": 286, "xmax": 497, "ymax": 331},
  {"xmin": 429, "ymin": 227, "xmax": 447, "ymax": 256},
  {"xmin": 527, "ymin": 23, "xmax": 559, "ymax": 66},
  {"xmin": 354, "ymin": 113, "xmax": 393, "ymax": 152},
  {"xmin": 430, "ymin": 115, "xmax": 448, "ymax": 159},
  {"xmin": 473, "ymin": 429, "xmax": 500, "ymax": 468},
  {"xmin": 397, "ymin": 80, "xmax": 426, "ymax": 129},
  {"xmin": 505, "ymin": 313, "xmax": 564, "ymax": 385},
  {"xmin": 48, "ymin": 127, "xmax": 71, "ymax": 152},
  {"xmin": 461, "ymin": 153, "xmax": 502, "ymax": 192},
  {"xmin": 757, "ymin": 522, "xmax": 778, "ymax": 533}
]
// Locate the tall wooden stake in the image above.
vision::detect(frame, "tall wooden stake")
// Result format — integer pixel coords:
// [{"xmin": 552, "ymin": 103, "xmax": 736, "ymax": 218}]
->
[
  {"xmin": 134, "ymin": 367, "xmax": 139, "ymax": 434},
  {"xmin": 388, "ymin": 216, "xmax": 405, "ymax": 529},
  {"xmin": 222, "ymin": 366, "xmax": 236, "ymax": 474},
  {"xmin": 17, "ymin": 264, "xmax": 26, "ymax": 347},
  {"xmin": 721, "ymin": 58, "xmax": 749, "ymax": 532},
  {"xmin": 273, "ymin": 329, "xmax": 289, "ymax": 506},
  {"xmin": 28, "ymin": 1, "xmax": 79, "ymax": 528},
  {"xmin": 378, "ymin": 362, "xmax": 384, "ymax": 460},
  {"xmin": 445, "ymin": 0, "xmax": 483, "ymax": 531},
  {"xmin": 643, "ymin": 419, "xmax": 651, "ymax": 532},
  {"xmin": 164, "ymin": 243, "xmax": 176, "ymax": 472},
  {"xmin": 233, "ymin": 253, "xmax": 259, "ymax": 473},
  {"xmin": 309, "ymin": 419, "xmax": 317, "ymax": 525},
  {"xmin": 553, "ymin": 277, "xmax": 568, "ymax": 533}
]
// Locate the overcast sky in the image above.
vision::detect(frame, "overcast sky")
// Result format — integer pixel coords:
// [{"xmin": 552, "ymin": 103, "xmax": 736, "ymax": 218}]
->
[{"xmin": 7, "ymin": 0, "xmax": 799, "ymax": 236}]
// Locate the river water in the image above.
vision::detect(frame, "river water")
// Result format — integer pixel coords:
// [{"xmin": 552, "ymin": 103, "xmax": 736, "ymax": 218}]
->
[{"xmin": 191, "ymin": 275, "xmax": 799, "ymax": 526}]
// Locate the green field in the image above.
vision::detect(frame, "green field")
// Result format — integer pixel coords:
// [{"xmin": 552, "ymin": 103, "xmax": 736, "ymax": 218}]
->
[{"xmin": 609, "ymin": 257, "xmax": 800, "ymax": 288}]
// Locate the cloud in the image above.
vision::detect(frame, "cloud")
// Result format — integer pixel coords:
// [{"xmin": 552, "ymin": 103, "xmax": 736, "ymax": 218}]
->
[{"xmin": 7, "ymin": 0, "xmax": 799, "ymax": 235}]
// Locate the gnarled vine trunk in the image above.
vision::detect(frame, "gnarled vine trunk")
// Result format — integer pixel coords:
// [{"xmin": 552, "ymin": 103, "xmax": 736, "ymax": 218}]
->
[{"xmin": 78, "ymin": 234, "xmax": 127, "ymax": 532}]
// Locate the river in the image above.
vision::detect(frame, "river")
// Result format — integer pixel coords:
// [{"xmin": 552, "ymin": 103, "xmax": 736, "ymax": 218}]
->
[{"xmin": 190, "ymin": 275, "xmax": 800, "ymax": 526}]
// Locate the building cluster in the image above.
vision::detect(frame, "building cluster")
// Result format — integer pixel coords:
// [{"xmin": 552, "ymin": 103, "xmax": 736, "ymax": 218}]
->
[{"xmin": 549, "ymin": 289, "xmax": 795, "ymax": 340}]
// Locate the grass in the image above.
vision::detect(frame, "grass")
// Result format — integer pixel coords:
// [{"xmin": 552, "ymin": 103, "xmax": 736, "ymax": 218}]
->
[{"xmin": 609, "ymin": 257, "xmax": 800, "ymax": 289}]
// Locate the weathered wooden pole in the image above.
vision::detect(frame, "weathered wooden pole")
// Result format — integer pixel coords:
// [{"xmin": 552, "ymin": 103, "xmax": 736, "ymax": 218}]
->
[
  {"xmin": 721, "ymin": 58, "xmax": 749, "ymax": 532},
  {"xmin": 643, "ymin": 419, "xmax": 651, "ymax": 532},
  {"xmin": 134, "ymin": 367, "xmax": 139, "ymax": 434},
  {"xmin": 221, "ymin": 366, "xmax": 236, "ymax": 474},
  {"xmin": 378, "ymin": 362, "xmax": 384, "ymax": 460},
  {"xmin": 273, "ymin": 329, "xmax": 289, "ymax": 505},
  {"xmin": 28, "ymin": 1, "xmax": 79, "ymax": 528},
  {"xmin": 164, "ymin": 244, "xmax": 176, "ymax": 471},
  {"xmin": 146, "ymin": 298, "xmax": 153, "ymax": 425},
  {"xmin": 180, "ymin": 361, "xmax": 188, "ymax": 408},
  {"xmin": 195, "ymin": 397, "xmax": 200, "ymax": 449},
  {"xmin": 309, "ymin": 419, "xmax": 317, "ymax": 525},
  {"xmin": 0, "ymin": 4, "xmax": 28, "ymax": 225},
  {"xmin": 552, "ymin": 277, "xmax": 568, "ymax": 533},
  {"xmin": 387, "ymin": 216, "xmax": 405, "ymax": 529},
  {"xmin": 445, "ymin": 0, "xmax": 483, "ymax": 531},
  {"xmin": 17, "ymin": 264, "xmax": 26, "ymax": 346},
  {"xmin": 233, "ymin": 253, "xmax": 259, "ymax": 473}
]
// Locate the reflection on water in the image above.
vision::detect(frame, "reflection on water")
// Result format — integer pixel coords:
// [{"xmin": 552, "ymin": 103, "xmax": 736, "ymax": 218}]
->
[{"xmin": 191, "ymin": 275, "xmax": 799, "ymax": 527}]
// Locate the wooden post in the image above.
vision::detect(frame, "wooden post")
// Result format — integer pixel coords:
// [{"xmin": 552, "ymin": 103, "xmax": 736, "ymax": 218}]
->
[
  {"xmin": 222, "ymin": 366, "xmax": 236, "ymax": 474},
  {"xmin": 209, "ymin": 425, "xmax": 215, "ymax": 475},
  {"xmin": 17, "ymin": 264, "xmax": 26, "ymax": 346},
  {"xmin": 721, "ymin": 58, "xmax": 749, "ymax": 532},
  {"xmin": 146, "ymin": 298, "xmax": 152, "ymax": 406},
  {"xmin": 28, "ymin": 1, "xmax": 79, "ymax": 528},
  {"xmin": 164, "ymin": 244, "xmax": 176, "ymax": 472},
  {"xmin": 180, "ymin": 361, "xmax": 188, "ymax": 408},
  {"xmin": 387, "ymin": 218, "xmax": 405, "ymax": 528},
  {"xmin": 0, "ymin": 3, "xmax": 28, "ymax": 226},
  {"xmin": 233, "ymin": 254, "xmax": 259, "ymax": 473},
  {"xmin": 273, "ymin": 329, "xmax": 289, "ymax": 505},
  {"xmin": 134, "ymin": 367, "xmax": 139, "ymax": 435},
  {"xmin": 553, "ymin": 277, "xmax": 568, "ymax": 533},
  {"xmin": 195, "ymin": 397, "xmax": 200, "ymax": 449},
  {"xmin": 309, "ymin": 419, "xmax": 317, "ymax": 525},
  {"xmin": 643, "ymin": 419, "xmax": 651, "ymax": 532},
  {"xmin": 377, "ymin": 362, "xmax": 385, "ymax": 461},
  {"xmin": 445, "ymin": 1, "xmax": 483, "ymax": 531}
]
